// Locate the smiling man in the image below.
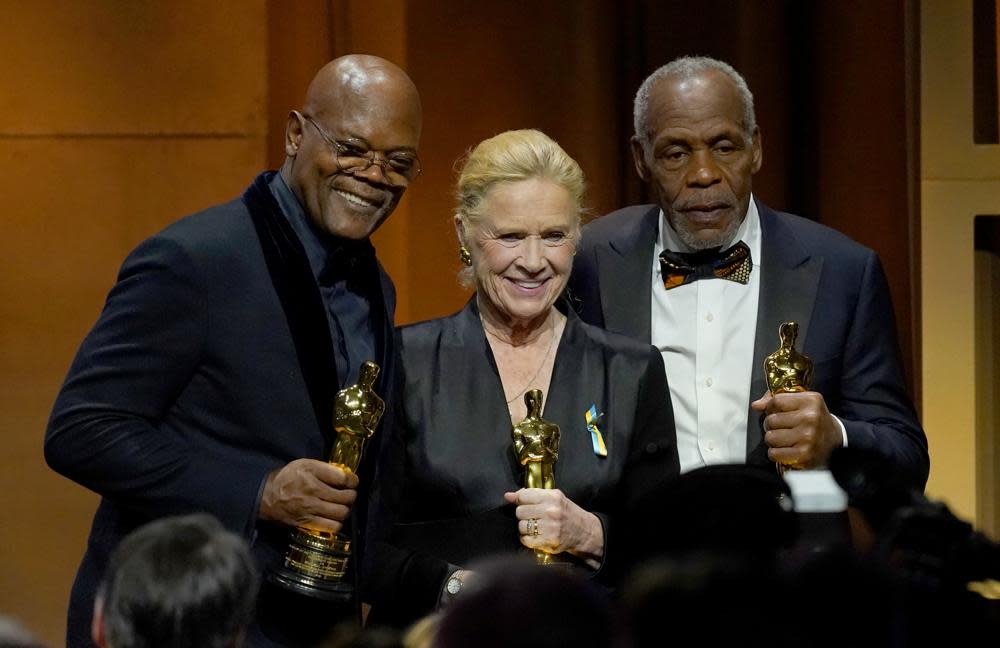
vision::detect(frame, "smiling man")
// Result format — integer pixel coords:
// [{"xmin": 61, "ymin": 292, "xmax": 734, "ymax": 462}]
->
[
  {"xmin": 569, "ymin": 56, "xmax": 928, "ymax": 490},
  {"xmin": 45, "ymin": 55, "xmax": 421, "ymax": 647}
]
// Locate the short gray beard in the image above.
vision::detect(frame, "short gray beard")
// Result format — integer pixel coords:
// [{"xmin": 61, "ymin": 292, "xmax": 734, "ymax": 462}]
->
[{"xmin": 670, "ymin": 213, "xmax": 743, "ymax": 251}]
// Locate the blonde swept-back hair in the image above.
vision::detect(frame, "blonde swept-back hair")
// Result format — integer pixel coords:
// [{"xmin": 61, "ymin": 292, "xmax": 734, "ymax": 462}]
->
[{"xmin": 454, "ymin": 129, "xmax": 586, "ymax": 286}]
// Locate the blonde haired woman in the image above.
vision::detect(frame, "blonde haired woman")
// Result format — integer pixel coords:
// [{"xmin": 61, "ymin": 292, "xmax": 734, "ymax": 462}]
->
[{"xmin": 367, "ymin": 130, "xmax": 678, "ymax": 626}]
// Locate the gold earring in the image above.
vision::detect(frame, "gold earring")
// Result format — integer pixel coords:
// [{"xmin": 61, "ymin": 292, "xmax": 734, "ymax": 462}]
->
[{"xmin": 459, "ymin": 246, "xmax": 472, "ymax": 266}]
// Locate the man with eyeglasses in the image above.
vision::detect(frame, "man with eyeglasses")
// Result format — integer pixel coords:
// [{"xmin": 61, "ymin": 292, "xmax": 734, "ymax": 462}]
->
[{"xmin": 46, "ymin": 55, "xmax": 422, "ymax": 647}]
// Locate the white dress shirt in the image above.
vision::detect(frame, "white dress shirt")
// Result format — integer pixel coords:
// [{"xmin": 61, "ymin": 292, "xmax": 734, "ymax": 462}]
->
[
  {"xmin": 651, "ymin": 199, "xmax": 762, "ymax": 473},
  {"xmin": 651, "ymin": 197, "xmax": 846, "ymax": 473}
]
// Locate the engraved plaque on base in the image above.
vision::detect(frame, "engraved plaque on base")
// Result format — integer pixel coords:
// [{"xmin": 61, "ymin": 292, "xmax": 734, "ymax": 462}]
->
[{"xmin": 267, "ymin": 361, "xmax": 384, "ymax": 600}]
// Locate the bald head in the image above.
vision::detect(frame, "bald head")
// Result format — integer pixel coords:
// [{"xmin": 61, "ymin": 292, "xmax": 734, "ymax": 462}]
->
[
  {"xmin": 281, "ymin": 55, "xmax": 423, "ymax": 240},
  {"xmin": 303, "ymin": 55, "xmax": 422, "ymax": 132}
]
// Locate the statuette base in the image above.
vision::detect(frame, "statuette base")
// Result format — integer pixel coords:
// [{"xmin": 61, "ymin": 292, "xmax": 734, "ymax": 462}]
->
[{"xmin": 266, "ymin": 528, "xmax": 354, "ymax": 602}]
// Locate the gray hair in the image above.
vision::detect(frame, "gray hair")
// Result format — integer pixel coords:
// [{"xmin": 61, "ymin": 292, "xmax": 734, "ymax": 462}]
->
[{"xmin": 633, "ymin": 56, "xmax": 756, "ymax": 146}]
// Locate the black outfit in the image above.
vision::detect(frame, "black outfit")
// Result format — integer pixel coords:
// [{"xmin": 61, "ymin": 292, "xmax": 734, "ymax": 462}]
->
[
  {"xmin": 45, "ymin": 172, "xmax": 397, "ymax": 647},
  {"xmin": 366, "ymin": 299, "xmax": 679, "ymax": 627}
]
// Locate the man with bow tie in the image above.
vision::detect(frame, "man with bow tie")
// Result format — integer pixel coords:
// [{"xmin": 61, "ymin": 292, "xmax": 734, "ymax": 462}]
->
[
  {"xmin": 45, "ymin": 55, "xmax": 421, "ymax": 646},
  {"xmin": 569, "ymin": 56, "xmax": 928, "ymax": 490}
]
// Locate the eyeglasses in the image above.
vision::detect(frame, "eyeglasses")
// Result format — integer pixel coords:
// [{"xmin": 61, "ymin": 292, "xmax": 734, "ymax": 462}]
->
[{"xmin": 303, "ymin": 114, "xmax": 421, "ymax": 187}]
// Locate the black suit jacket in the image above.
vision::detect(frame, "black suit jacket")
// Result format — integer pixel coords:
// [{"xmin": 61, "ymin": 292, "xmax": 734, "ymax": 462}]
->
[
  {"xmin": 365, "ymin": 299, "xmax": 679, "ymax": 627},
  {"xmin": 45, "ymin": 172, "xmax": 397, "ymax": 647},
  {"xmin": 569, "ymin": 199, "xmax": 929, "ymax": 490}
]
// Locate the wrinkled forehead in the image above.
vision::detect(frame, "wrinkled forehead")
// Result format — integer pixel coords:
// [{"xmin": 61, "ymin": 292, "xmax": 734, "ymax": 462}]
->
[
  {"xmin": 472, "ymin": 179, "xmax": 580, "ymax": 231},
  {"xmin": 646, "ymin": 71, "xmax": 746, "ymax": 137}
]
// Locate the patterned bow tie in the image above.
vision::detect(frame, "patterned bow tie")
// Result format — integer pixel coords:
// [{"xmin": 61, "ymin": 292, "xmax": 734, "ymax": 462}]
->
[{"xmin": 659, "ymin": 240, "xmax": 753, "ymax": 290}]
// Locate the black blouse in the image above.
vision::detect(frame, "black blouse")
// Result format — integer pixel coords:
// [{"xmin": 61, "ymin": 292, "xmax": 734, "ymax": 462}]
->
[{"xmin": 365, "ymin": 299, "xmax": 678, "ymax": 626}]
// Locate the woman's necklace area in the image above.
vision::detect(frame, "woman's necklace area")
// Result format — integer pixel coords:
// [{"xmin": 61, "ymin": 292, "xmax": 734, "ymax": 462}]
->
[{"xmin": 483, "ymin": 314, "xmax": 557, "ymax": 405}]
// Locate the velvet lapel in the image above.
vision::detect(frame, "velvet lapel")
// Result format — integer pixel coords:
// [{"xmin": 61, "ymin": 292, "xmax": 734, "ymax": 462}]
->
[
  {"xmin": 598, "ymin": 205, "xmax": 659, "ymax": 343},
  {"xmin": 243, "ymin": 172, "xmax": 336, "ymax": 450},
  {"xmin": 745, "ymin": 200, "xmax": 823, "ymax": 466}
]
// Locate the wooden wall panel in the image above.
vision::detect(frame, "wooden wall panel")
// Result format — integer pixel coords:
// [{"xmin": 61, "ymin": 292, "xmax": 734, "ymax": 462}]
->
[
  {"xmin": 399, "ymin": 0, "xmax": 622, "ymax": 324},
  {"xmin": 2, "ymin": 1, "xmax": 266, "ymax": 135},
  {"xmin": 808, "ymin": 0, "xmax": 918, "ymax": 394},
  {"xmin": 0, "ymin": 3, "xmax": 267, "ymax": 644},
  {"xmin": 975, "ymin": 242, "xmax": 1000, "ymax": 538},
  {"xmin": 0, "ymin": 139, "xmax": 263, "ymax": 369},
  {"xmin": 921, "ymin": 0, "xmax": 1000, "ymax": 524},
  {"xmin": 266, "ymin": 0, "xmax": 335, "ymax": 168}
]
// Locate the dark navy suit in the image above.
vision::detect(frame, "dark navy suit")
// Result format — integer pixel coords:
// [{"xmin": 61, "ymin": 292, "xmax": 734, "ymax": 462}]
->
[
  {"xmin": 45, "ymin": 172, "xmax": 397, "ymax": 646},
  {"xmin": 568, "ymin": 199, "xmax": 928, "ymax": 490}
]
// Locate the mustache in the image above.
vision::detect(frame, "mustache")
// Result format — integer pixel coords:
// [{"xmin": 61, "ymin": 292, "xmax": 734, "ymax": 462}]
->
[
  {"xmin": 675, "ymin": 197, "xmax": 734, "ymax": 212},
  {"xmin": 334, "ymin": 175, "xmax": 399, "ymax": 202}
]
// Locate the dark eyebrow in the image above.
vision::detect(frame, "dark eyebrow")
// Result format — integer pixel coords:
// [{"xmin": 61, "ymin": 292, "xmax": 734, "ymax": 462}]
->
[
  {"xmin": 708, "ymin": 132, "xmax": 743, "ymax": 145},
  {"xmin": 652, "ymin": 136, "xmax": 692, "ymax": 151}
]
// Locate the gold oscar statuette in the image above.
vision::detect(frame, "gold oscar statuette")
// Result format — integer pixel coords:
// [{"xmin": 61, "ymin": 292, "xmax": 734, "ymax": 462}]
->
[
  {"xmin": 763, "ymin": 321, "xmax": 814, "ymax": 474},
  {"xmin": 512, "ymin": 389, "xmax": 563, "ymax": 565},
  {"xmin": 267, "ymin": 360, "xmax": 385, "ymax": 601}
]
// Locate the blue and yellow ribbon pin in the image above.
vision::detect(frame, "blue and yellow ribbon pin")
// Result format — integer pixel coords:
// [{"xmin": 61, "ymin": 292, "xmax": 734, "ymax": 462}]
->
[{"xmin": 586, "ymin": 405, "xmax": 607, "ymax": 457}]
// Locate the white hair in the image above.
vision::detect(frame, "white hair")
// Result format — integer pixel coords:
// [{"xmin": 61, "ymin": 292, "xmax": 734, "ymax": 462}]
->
[{"xmin": 633, "ymin": 56, "xmax": 757, "ymax": 146}]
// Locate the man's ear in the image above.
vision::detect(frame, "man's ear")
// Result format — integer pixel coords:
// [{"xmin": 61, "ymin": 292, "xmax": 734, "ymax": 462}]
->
[
  {"xmin": 92, "ymin": 596, "xmax": 107, "ymax": 648},
  {"xmin": 285, "ymin": 110, "xmax": 305, "ymax": 157},
  {"xmin": 750, "ymin": 126, "xmax": 763, "ymax": 174},
  {"xmin": 629, "ymin": 135, "xmax": 651, "ymax": 182}
]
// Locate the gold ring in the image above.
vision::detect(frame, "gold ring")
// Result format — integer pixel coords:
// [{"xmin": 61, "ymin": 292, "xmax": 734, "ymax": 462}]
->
[{"xmin": 526, "ymin": 518, "xmax": 540, "ymax": 536}]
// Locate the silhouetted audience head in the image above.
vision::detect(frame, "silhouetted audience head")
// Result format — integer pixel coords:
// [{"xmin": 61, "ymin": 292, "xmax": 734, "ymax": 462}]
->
[
  {"xmin": 317, "ymin": 623, "xmax": 404, "ymax": 648},
  {"xmin": 830, "ymin": 446, "xmax": 1000, "ymax": 646},
  {"xmin": 0, "ymin": 616, "xmax": 49, "ymax": 647},
  {"xmin": 784, "ymin": 549, "xmax": 905, "ymax": 648},
  {"xmin": 617, "ymin": 465, "xmax": 801, "ymax": 647},
  {"xmin": 619, "ymin": 454, "xmax": 1000, "ymax": 648},
  {"xmin": 92, "ymin": 513, "xmax": 258, "ymax": 648},
  {"xmin": 828, "ymin": 446, "xmax": 923, "ymax": 536},
  {"xmin": 624, "ymin": 552, "xmax": 783, "ymax": 647},
  {"xmin": 432, "ymin": 556, "xmax": 617, "ymax": 648},
  {"xmin": 618, "ymin": 464, "xmax": 796, "ymax": 577}
]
